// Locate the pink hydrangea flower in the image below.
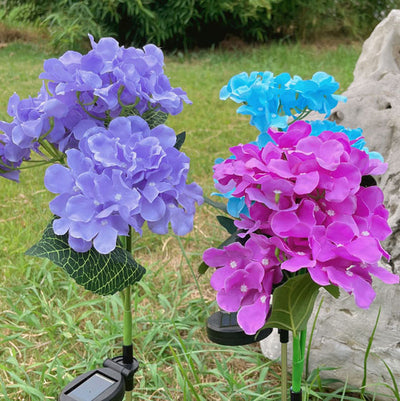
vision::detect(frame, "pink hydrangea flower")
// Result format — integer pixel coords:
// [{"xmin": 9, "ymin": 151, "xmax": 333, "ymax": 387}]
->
[
  {"xmin": 203, "ymin": 235, "xmax": 282, "ymax": 334},
  {"xmin": 205, "ymin": 120, "xmax": 398, "ymax": 334}
]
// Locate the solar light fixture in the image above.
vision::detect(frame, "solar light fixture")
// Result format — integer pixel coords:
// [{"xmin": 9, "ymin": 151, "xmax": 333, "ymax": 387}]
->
[
  {"xmin": 206, "ymin": 310, "xmax": 272, "ymax": 346},
  {"xmin": 59, "ymin": 351, "xmax": 139, "ymax": 401},
  {"xmin": 59, "ymin": 368, "xmax": 124, "ymax": 401}
]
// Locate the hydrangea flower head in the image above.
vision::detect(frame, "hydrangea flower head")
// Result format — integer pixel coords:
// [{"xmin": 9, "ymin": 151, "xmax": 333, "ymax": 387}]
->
[
  {"xmin": 204, "ymin": 120, "xmax": 397, "ymax": 334},
  {"xmin": 45, "ymin": 116, "xmax": 203, "ymax": 254},
  {"xmin": 220, "ymin": 70, "xmax": 346, "ymax": 135},
  {"xmin": 0, "ymin": 35, "xmax": 201, "ymax": 255},
  {"xmin": 203, "ymin": 234, "xmax": 282, "ymax": 334},
  {"xmin": 0, "ymin": 35, "xmax": 191, "ymax": 180}
]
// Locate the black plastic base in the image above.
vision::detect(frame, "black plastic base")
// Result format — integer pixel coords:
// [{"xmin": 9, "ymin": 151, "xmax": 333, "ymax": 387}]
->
[
  {"xmin": 206, "ymin": 311, "xmax": 273, "ymax": 346},
  {"xmin": 103, "ymin": 355, "xmax": 139, "ymax": 392},
  {"xmin": 290, "ymin": 388, "xmax": 302, "ymax": 401}
]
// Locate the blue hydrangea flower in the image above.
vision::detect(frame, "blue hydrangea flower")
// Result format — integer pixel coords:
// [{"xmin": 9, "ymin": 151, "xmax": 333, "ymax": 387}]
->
[
  {"xmin": 220, "ymin": 70, "xmax": 347, "ymax": 135},
  {"xmin": 294, "ymin": 72, "xmax": 346, "ymax": 116}
]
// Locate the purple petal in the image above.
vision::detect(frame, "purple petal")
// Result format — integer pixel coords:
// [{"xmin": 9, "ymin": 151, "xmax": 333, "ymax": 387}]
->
[
  {"xmin": 53, "ymin": 218, "xmax": 70, "ymax": 235},
  {"xmin": 65, "ymin": 195, "xmax": 95, "ymax": 222},
  {"xmin": 140, "ymin": 197, "xmax": 166, "ymax": 221},
  {"xmin": 44, "ymin": 164, "xmax": 74, "ymax": 193},
  {"xmin": 68, "ymin": 235, "xmax": 92, "ymax": 253},
  {"xmin": 93, "ymin": 225, "xmax": 118, "ymax": 254},
  {"xmin": 169, "ymin": 207, "xmax": 194, "ymax": 236}
]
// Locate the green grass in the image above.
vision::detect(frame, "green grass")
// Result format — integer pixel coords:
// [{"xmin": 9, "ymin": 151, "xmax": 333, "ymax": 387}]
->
[{"xmin": 1, "ymin": 39, "xmax": 397, "ymax": 400}]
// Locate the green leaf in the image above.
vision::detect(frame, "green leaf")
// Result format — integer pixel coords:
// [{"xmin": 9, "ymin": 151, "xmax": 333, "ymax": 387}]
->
[
  {"xmin": 216, "ymin": 215, "xmax": 237, "ymax": 234},
  {"xmin": 198, "ymin": 261, "xmax": 209, "ymax": 275},
  {"xmin": 25, "ymin": 220, "xmax": 146, "ymax": 296},
  {"xmin": 142, "ymin": 109, "xmax": 168, "ymax": 129},
  {"xmin": 174, "ymin": 131, "xmax": 186, "ymax": 150},
  {"xmin": 203, "ymin": 196, "xmax": 228, "ymax": 213},
  {"xmin": 323, "ymin": 284, "xmax": 340, "ymax": 299},
  {"xmin": 265, "ymin": 274, "xmax": 320, "ymax": 335}
]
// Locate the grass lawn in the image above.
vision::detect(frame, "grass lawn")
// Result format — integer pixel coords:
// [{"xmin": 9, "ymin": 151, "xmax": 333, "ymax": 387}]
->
[{"xmin": 2, "ymin": 39, "xmax": 390, "ymax": 400}]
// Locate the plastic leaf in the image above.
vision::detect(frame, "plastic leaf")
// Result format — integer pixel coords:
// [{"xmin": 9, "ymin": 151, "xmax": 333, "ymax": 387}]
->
[
  {"xmin": 265, "ymin": 273, "xmax": 320, "ymax": 335},
  {"xmin": 174, "ymin": 131, "xmax": 186, "ymax": 150},
  {"xmin": 26, "ymin": 220, "xmax": 146, "ymax": 295},
  {"xmin": 216, "ymin": 215, "xmax": 237, "ymax": 234}
]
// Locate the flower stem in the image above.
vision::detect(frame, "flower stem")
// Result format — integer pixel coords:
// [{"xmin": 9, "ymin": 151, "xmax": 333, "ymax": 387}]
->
[
  {"xmin": 123, "ymin": 285, "xmax": 132, "ymax": 349},
  {"xmin": 122, "ymin": 227, "xmax": 133, "ymax": 401},
  {"xmin": 291, "ymin": 329, "xmax": 307, "ymax": 393}
]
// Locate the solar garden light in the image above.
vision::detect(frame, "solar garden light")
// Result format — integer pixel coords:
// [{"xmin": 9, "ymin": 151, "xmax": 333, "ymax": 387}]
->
[
  {"xmin": 206, "ymin": 311, "xmax": 293, "ymax": 401},
  {"xmin": 59, "ymin": 346, "xmax": 139, "ymax": 401}
]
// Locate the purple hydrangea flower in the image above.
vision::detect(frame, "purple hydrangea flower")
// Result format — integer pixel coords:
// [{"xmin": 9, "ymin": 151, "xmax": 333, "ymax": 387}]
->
[
  {"xmin": 0, "ymin": 35, "xmax": 192, "ymax": 181},
  {"xmin": 45, "ymin": 116, "xmax": 203, "ymax": 254}
]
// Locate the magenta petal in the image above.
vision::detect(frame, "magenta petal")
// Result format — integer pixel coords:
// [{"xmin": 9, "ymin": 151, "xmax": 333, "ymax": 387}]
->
[
  {"xmin": 326, "ymin": 222, "xmax": 355, "ymax": 244},
  {"xmin": 352, "ymin": 276, "xmax": 376, "ymax": 309},
  {"xmin": 366, "ymin": 159, "xmax": 388, "ymax": 175},
  {"xmin": 225, "ymin": 269, "xmax": 247, "ymax": 291},
  {"xmin": 370, "ymin": 215, "xmax": 392, "ymax": 241},
  {"xmin": 275, "ymin": 121, "xmax": 312, "ymax": 148},
  {"xmin": 282, "ymin": 255, "xmax": 315, "ymax": 272},
  {"xmin": 203, "ymin": 248, "xmax": 226, "ymax": 267},
  {"xmin": 308, "ymin": 265, "xmax": 330, "ymax": 286},
  {"xmin": 244, "ymin": 262, "xmax": 265, "ymax": 291},
  {"xmin": 267, "ymin": 159, "xmax": 293, "ymax": 178},
  {"xmin": 237, "ymin": 296, "xmax": 269, "ymax": 335},
  {"xmin": 369, "ymin": 265, "xmax": 399, "ymax": 284},
  {"xmin": 326, "ymin": 267, "xmax": 353, "ymax": 292},
  {"xmin": 217, "ymin": 287, "xmax": 242, "ymax": 312},
  {"xmin": 203, "ymin": 242, "xmax": 250, "ymax": 268},
  {"xmin": 325, "ymin": 177, "xmax": 350, "ymax": 202},
  {"xmin": 210, "ymin": 267, "xmax": 234, "ymax": 291},
  {"xmin": 294, "ymin": 171, "xmax": 319, "ymax": 195},
  {"xmin": 316, "ymin": 140, "xmax": 343, "ymax": 170},
  {"xmin": 346, "ymin": 237, "xmax": 382, "ymax": 263},
  {"xmin": 271, "ymin": 211, "xmax": 298, "ymax": 235}
]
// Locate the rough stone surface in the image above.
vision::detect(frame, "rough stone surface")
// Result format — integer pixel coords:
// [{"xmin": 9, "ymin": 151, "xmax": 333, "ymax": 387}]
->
[{"xmin": 261, "ymin": 10, "xmax": 400, "ymax": 397}]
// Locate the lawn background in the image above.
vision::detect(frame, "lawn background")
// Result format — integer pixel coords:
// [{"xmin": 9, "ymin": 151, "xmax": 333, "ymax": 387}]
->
[{"xmin": 1, "ymin": 40, "xmax": 384, "ymax": 400}]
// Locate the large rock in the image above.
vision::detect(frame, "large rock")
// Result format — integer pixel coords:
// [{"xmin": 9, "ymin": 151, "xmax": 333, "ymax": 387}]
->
[{"xmin": 261, "ymin": 10, "xmax": 400, "ymax": 397}]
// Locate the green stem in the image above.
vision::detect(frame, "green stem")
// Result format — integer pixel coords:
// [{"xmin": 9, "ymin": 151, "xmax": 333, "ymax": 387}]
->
[
  {"xmin": 76, "ymin": 91, "xmax": 106, "ymax": 121},
  {"xmin": 122, "ymin": 227, "xmax": 133, "ymax": 347},
  {"xmin": 292, "ymin": 329, "xmax": 307, "ymax": 393},
  {"xmin": 123, "ymin": 285, "xmax": 132, "ymax": 347}
]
